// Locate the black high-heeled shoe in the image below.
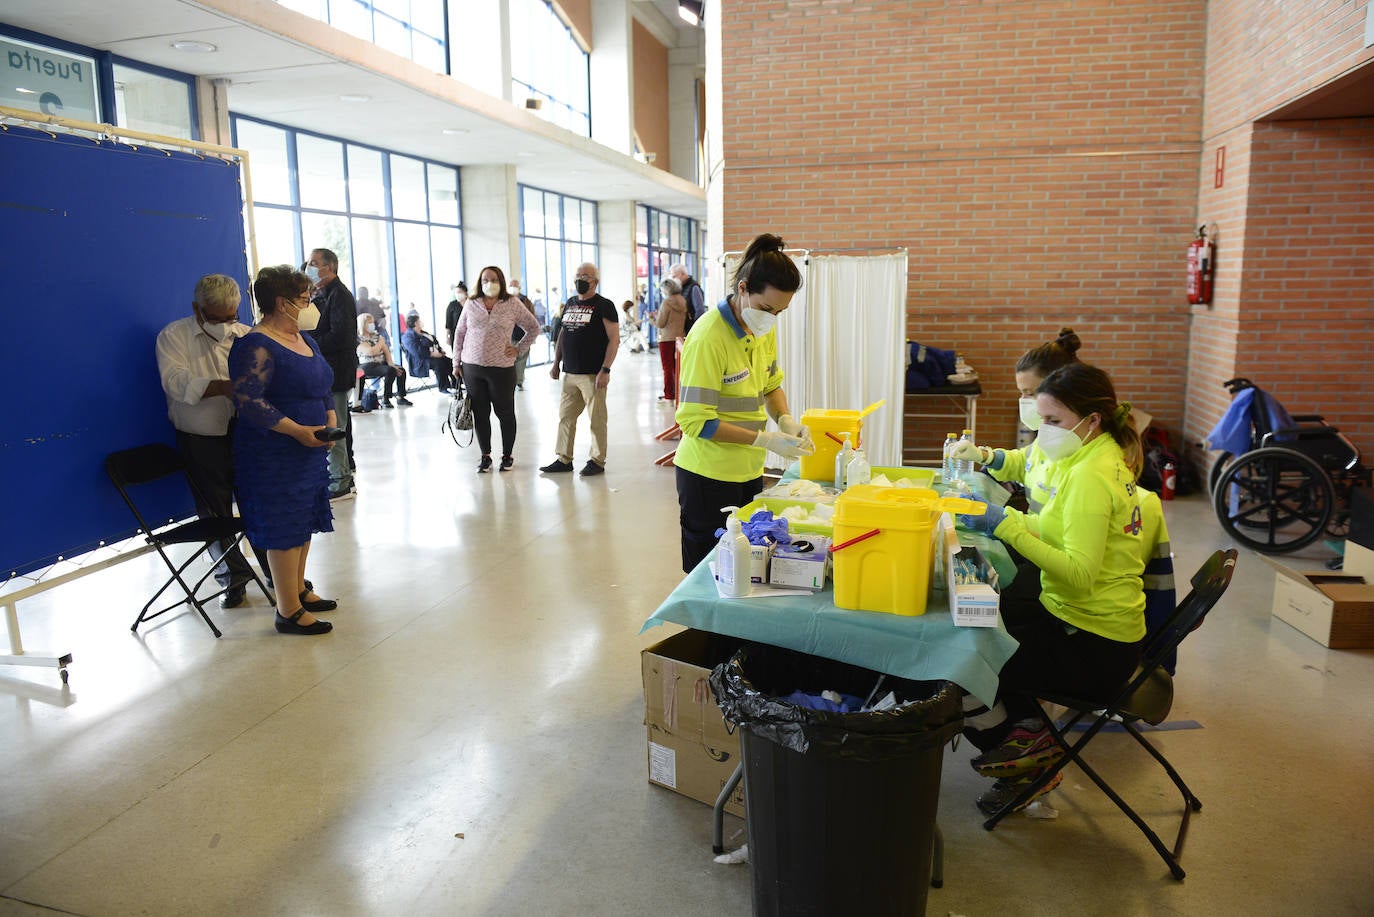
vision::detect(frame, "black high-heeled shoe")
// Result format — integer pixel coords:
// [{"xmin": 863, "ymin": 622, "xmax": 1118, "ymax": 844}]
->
[
  {"xmin": 477, "ymin": 455, "xmax": 493, "ymax": 473},
  {"xmin": 275, "ymin": 608, "xmax": 333, "ymax": 635},
  {"xmin": 300, "ymin": 590, "xmax": 337, "ymax": 613}
]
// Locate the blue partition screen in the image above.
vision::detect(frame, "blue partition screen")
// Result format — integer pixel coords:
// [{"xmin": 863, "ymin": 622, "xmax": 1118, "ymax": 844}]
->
[{"xmin": 0, "ymin": 125, "xmax": 250, "ymax": 576}]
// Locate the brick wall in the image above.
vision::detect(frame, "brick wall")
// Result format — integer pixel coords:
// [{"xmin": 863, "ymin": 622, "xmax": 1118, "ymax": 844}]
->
[
  {"xmin": 1236, "ymin": 119, "xmax": 1374, "ymax": 442},
  {"xmin": 718, "ymin": 0, "xmax": 1207, "ymax": 453},
  {"xmin": 1186, "ymin": 0, "xmax": 1374, "ymax": 463},
  {"xmin": 633, "ymin": 20, "xmax": 670, "ymax": 172}
]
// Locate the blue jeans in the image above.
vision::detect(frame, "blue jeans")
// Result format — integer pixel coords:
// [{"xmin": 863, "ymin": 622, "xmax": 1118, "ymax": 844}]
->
[{"xmin": 327, "ymin": 390, "xmax": 352, "ymax": 493}]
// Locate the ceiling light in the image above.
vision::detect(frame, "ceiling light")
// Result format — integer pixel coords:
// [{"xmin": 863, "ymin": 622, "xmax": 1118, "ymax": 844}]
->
[
  {"xmin": 15, "ymin": 87, "xmax": 35, "ymax": 94},
  {"xmin": 516, "ymin": 151, "xmax": 537, "ymax": 158},
  {"xmin": 678, "ymin": 1, "xmax": 704, "ymax": 26},
  {"xmin": 339, "ymin": 93, "xmax": 370, "ymax": 103},
  {"xmin": 171, "ymin": 40, "xmax": 217, "ymax": 53},
  {"xmin": 442, "ymin": 128, "xmax": 470, "ymax": 136}
]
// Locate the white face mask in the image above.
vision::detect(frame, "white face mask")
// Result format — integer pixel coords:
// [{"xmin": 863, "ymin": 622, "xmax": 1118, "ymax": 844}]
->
[
  {"xmin": 1037, "ymin": 416, "xmax": 1089, "ymax": 462},
  {"xmin": 482, "ymin": 281, "xmax": 501, "ymax": 298},
  {"xmin": 304, "ymin": 265, "xmax": 321, "ymax": 285},
  {"xmin": 1018, "ymin": 397, "xmax": 1041, "ymax": 430},
  {"xmin": 289, "ymin": 300, "xmax": 321, "ymax": 332}
]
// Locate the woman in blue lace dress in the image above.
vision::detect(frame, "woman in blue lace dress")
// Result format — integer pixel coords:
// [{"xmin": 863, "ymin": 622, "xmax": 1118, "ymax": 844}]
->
[{"xmin": 229, "ymin": 265, "xmax": 337, "ymax": 636}]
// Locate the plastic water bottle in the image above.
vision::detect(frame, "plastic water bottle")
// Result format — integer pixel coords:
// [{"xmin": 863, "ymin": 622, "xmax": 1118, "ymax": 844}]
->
[
  {"xmin": 715, "ymin": 507, "xmax": 751, "ymax": 597},
  {"xmin": 942, "ymin": 433, "xmax": 958, "ymax": 484},
  {"xmin": 953, "ymin": 429, "xmax": 976, "ymax": 482},
  {"xmin": 834, "ymin": 433, "xmax": 854, "ymax": 489},
  {"xmin": 846, "ymin": 448, "xmax": 871, "ymax": 488}
]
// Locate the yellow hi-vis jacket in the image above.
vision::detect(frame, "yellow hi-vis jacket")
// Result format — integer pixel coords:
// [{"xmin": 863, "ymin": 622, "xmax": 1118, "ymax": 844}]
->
[
  {"xmin": 674, "ymin": 301, "xmax": 784, "ymax": 483},
  {"xmin": 991, "ymin": 434, "xmax": 1146, "ymax": 642},
  {"xmin": 986, "ymin": 442, "xmax": 1059, "ymax": 513}
]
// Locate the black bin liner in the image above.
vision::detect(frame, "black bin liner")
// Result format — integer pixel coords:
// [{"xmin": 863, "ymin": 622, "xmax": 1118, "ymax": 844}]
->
[{"xmin": 710, "ymin": 645, "xmax": 963, "ymax": 917}]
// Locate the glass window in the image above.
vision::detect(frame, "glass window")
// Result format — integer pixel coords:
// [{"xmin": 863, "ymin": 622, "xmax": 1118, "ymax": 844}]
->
[
  {"xmin": 347, "ymin": 145, "xmax": 386, "ymax": 217},
  {"xmin": 296, "ymin": 134, "xmax": 347, "ymax": 211},
  {"xmin": 253, "ymin": 207, "xmax": 299, "ymax": 271},
  {"xmin": 581, "ymin": 201, "xmax": 597, "ymax": 245},
  {"xmin": 412, "ymin": 0, "xmax": 445, "ymax": 36},
  {"xmin": 373, "ymin": 13, "xmax": 411, "ymax": 58},
  {"xmin": 301, "ymin": 211, "xmax": 353, "ymax": 286},
  {"xmin": 235, "ymin": 120, "xmax": 292, "ymax": 205},
  {"xmin": 510, "ymin": 0, "xmax": 591, "ymax": 138},
  {"xmin": 390, "ymin": 156, "xmax": 427, "ymax": 222},
  {"xmin": 351, "ymin": 216, "xmax": 392, "ymax": 331},
  {"xmin": 430, "ymin": 225, "xmax": 463, "ymax": 314},
  {"xmin": 330, "ymin": 0, "xmax": 373, "ymax": 40},
  {"xmin": 414, "ymin": 36, "xmax": 445, "ymax": 73},
  {"xmin": 394, "ymin": 221, "xmax": 433, "ymax": 329},
  {"xmin": 112, "ymin": 63, "xmax": 193, "ymax": 140},
  {"xmin": 544, "ymin": 194, "xmax": 561, "ymax": 241},
  {"xmin": 522, "ymin": 189, "xmax": 545, "ymax": 238},
  {"xmin": 233, "ymin": 114, "xmax": 462, "ymax": 376},
  {"xmin": 427, "ymin": 164, "xmax": 459, "ymax": 225},
  {"xmin": 0, "ymin": 36, "xmax": 101, "ymax": 123}
]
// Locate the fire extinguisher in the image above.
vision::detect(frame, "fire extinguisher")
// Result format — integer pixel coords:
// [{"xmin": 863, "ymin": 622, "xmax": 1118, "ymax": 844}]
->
[
  {"xmin": 1161, "ymin": 462, "xmax": 1177, "ymax": 501},
  {"xmin": 1186, "ymin": 226, "xmax": 1213, "ymax": 305}
]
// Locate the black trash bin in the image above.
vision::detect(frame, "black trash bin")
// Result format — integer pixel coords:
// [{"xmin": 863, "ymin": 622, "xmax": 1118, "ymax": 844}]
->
[{"xmin": 710, "ymin": 645, "xmax": 963, "ymax": 917}]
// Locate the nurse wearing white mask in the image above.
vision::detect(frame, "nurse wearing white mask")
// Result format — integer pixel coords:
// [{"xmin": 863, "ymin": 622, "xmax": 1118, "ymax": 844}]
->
[
  {"xmin": 228, "ymin": 265, "xmax": 340, "ymax": 636},
  {"xmin": 954, "ymin": 362, "xmax": 1148, "ymax": 817},
  {"xmin": 947, "ymin": 328, "xmax": 1082, "ymax": 514}
]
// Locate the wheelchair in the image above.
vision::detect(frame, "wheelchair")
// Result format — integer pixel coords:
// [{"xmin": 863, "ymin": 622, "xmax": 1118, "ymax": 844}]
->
[{"xmin": 1208, "ymin": 378, "xmax": 1370, "ymax": 553}]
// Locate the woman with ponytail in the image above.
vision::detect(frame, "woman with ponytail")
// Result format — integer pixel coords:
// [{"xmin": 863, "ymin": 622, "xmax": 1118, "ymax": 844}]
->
[
  {"xmin": 673, "ymin": 233, "xmax": 812, "ymax": 572},
  {"xmin": 954, "ymin": 362, "xmax": 1147, "ymax": 816}
]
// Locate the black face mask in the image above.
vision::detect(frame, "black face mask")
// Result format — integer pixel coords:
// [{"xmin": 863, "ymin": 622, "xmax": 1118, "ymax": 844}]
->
[{"xmin": 575, "ymin": 279, "xmax": 591, "ymax": 295}]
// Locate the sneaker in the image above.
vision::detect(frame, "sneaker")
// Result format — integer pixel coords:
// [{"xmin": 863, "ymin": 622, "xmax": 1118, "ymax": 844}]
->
[
  {"xmin": 381, "ymin": 399, "xmax": 394, "ymax": 409},
  {"xmin": 397, "ymin": 396, "xmax": 413, "ymax": 406},
  {"xmin": 540, "ymin": 460, "xmax": 574, "ymax": 473},
  {"xmin": 349, "ymin": 404, "xmax": 370, "ymax": 414},
  {"xmin": 329, "ymin": 487, "xmax": 356, "ymax": 502},
  {"xmin": 499, "ymin": 455, "xmax": 514, "ymax": 472},
  {"xmin": 971, "ymin": 725, "xmax": 1064, "ymax": 777},
  {"xmin": 579, "ymin": 460, "xmax": 605, "ymax": 477},
  {"xmin": 976, "ymin": 769, "xmax": 1063, "ymax": 817},
  {"xmin": 477, "ymin": 455, "xmax": 493, "ymax": 473}
]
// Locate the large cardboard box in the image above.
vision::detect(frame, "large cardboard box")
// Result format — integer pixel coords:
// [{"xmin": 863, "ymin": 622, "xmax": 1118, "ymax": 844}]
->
[
  {"xmin": 1345, "ymin": 540, "xmax": 1374, "ymax": 580},
  {"xmin": 641, "ymin": 629, "xmax": 745, "ymax": 817},
  {"xmin": 1266, "ymin": 558, "xmax": 1374, "ymax": 649}
]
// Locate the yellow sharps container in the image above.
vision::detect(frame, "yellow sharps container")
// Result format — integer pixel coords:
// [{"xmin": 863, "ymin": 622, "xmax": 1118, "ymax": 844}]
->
[
  {"xmin": 831, "ymin": 485, "xmax": 984, "ymax": 616},
  {"xmin": 798, "ymin": 409, "xmax": 863, "ymax": 481}
]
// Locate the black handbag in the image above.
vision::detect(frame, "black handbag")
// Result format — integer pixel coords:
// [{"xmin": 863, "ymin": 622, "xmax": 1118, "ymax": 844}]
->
[{"xmin": 443, "ymin": 391, "xmax": 474, "ymax": 446}]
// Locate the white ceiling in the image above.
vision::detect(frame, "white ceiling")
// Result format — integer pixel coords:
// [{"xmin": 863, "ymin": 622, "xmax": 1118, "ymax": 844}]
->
[{"xmin": 1, "ymin": 0, "xmax": 707, "ymax": 219}]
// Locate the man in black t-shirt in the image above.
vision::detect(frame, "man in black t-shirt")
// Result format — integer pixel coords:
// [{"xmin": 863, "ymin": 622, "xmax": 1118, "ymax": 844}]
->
[{"xmin": 539, "ymin": 262, "xmax": 619, "ymax": 477}]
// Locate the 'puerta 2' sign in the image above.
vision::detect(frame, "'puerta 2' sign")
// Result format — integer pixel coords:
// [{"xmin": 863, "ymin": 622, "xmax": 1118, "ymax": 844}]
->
[{"xmin": 2, "ymin": 36, "xmax": 100, "ymax": 122}]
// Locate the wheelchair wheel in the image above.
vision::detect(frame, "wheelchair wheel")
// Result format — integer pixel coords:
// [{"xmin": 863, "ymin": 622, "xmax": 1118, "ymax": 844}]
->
[
  {"xmin": 1212, "ymin": 447, "xmax": 1334, "ymax": 553},
  {"xmin": 1207, "ymin": 452, "xmax": 1233, "ymax": 497}
]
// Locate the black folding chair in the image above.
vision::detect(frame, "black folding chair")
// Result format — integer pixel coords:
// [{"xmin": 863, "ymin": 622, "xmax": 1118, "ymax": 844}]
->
[
  {"xmin": 105, "ymin": 443, "xmax": 272, "ymax": 638},
  {"xmin": 982, "ymin": 549, "xmax": 1239, "ymax": 880}
]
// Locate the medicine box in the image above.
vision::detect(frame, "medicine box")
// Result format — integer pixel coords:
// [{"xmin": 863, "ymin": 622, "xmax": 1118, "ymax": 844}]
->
[
  {"xmin": 641, "ymin": 629, "xmax": 745, "ymax": 817},
  {"xmin": 939, "ymin": 514, "xmax": 1001, "ymax": 627},
  {"xmin": 769, "ymin": 535, "xmax": 831, "ymax": 590},
  {"xmin": 1265, "ymin": 556, "xmax": 1374, "ymax": 649},
  {"xmin": 748, "ymin": 543, "xmax": 771, "ymax": 584}
]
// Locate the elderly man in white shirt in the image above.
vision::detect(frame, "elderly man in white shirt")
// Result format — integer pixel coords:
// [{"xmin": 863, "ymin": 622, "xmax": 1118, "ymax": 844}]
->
[{"xmin": 155, "ymin": 273, "xmax": 269, "ymax": 608}]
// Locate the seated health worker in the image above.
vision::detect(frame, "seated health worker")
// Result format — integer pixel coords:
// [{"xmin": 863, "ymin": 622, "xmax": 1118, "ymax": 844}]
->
[
  {"xmin": 673, "ymin": 233, "xmax": 813, "ymax": 573},
  {"xmin": 955, "ymin": 362, "xmax": 1147, "ymax": 816}
]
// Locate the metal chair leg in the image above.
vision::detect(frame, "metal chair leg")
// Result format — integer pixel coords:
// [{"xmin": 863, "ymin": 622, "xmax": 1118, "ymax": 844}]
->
[
  {"xmin": 931, "ymin": 822, "xmax": 944, "ymax": 888},
  {"xmin": 712, "ymin": 761, "xmax": 744, "ymax": 854}
]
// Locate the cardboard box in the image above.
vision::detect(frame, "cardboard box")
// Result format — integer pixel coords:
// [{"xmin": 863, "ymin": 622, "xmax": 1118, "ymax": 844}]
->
[
  {"xmin": 769, "ymin": 535, "xmax": 831, "ymax": 590},
  {"xmin": 1266, "ymin": 557, "xmax": 1374, "ymax": 649},
  {"xmin": 641, "ymin": 629, "xmax": 745, "ymax": 817},
  {"xmin": 748, "ymin": 543, "xmax": 771, "ymax": 584},
  {"xmin": 938, "ymin": 515, "xmax": 1001, "ymax": 627},
  {"xmin": 1345, "ymin": 540, "xmax": 1374, "ymax": 580}
]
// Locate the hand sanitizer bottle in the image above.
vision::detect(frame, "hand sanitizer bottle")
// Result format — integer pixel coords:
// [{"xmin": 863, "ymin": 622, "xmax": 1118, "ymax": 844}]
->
[
  {"xmin": 834, "ymin": 433, "xmax": 854, "ymax": 489},
  {"xmin": 716, "ymin": 507, "xmax": 751, "ymax": 598}
]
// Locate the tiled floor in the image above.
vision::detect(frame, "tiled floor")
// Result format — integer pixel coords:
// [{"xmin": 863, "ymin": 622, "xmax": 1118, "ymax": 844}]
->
[{"xmin": 2, "ymin": 349, "xmax": 1372, "ymax": 916}]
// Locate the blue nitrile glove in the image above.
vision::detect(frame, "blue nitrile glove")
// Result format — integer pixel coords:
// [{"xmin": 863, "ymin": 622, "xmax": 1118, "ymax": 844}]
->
[{"xmin": 958, "ymin": 503, "xmax": 1006, "ymax": 536}]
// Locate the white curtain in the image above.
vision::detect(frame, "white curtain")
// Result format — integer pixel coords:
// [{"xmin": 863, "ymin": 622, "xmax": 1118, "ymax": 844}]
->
[{"xmin": 777, "ymin": 253, "xmax": 908, "ymax": 466}]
